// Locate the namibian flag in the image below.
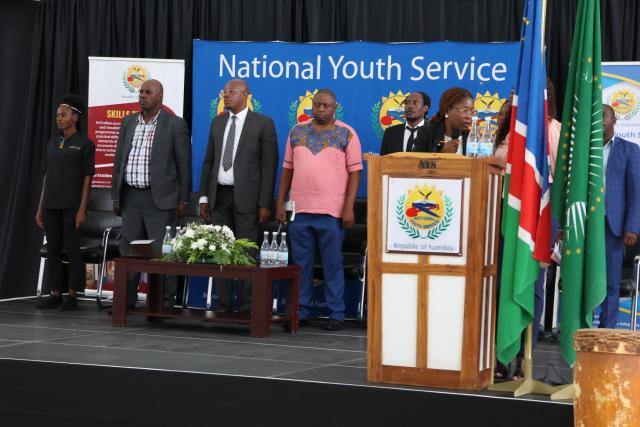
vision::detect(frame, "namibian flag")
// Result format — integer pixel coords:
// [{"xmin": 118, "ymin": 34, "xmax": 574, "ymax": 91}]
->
[{"xmin": 496, "ymin": 0, "xmax": 552, "ymax": 365}]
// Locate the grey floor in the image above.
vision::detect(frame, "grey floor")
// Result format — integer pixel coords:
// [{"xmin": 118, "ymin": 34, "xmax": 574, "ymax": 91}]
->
[{"xmin": 0, "ymin": 298, "xmax": 572, "ymax": 404}]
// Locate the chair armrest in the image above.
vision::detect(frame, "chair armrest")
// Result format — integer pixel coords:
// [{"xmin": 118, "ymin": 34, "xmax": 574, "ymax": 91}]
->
[{"xmin": 103, "ymin": 225, "xmax": 122, "ymax": 241}]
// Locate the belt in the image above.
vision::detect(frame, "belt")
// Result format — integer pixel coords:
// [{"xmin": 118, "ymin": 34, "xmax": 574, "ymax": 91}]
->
[
  {"xmin": 217, "ymin": 184, "xmax": 234, "ymax": 190},
  {"xmin": 124, "ymin": 183, "xmax": 150, "ymax": 190}
]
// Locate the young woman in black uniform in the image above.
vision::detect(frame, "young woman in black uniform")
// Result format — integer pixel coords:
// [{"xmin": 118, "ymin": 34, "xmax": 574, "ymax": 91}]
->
[{"xmin": 35, "ymin": 95, "xmax": 95, "ymax": 310}]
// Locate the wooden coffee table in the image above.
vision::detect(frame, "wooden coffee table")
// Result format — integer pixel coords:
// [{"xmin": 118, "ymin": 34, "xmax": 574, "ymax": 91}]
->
[{"xmin": 111, "ymin": 258, "xmax": 300, "ymax": 337}]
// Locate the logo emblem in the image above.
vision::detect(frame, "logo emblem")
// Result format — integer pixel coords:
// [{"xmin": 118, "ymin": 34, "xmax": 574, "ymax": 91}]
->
[
  {"xmin": 474, "ymin": 91, "xmax": 506, "ymax": 136},
  {"xmin": 122, "ymin": 65, "xmax": 150, "ymax": 93},
  {"xmin": 288, "ymin": 89, "xmax": 343, "ymax": 128},
  {"xmin": 396, "ymin": 184, "xmax": 452, "ymax": 239},
  {"xmin": 209, "ymin": 94, "xmax": 262, "ymax": 120},
  {"xmin": 609, "ymin": 88, "xmax": 640, "ymax": 120},
  {"xmin": 371, "ymin": 90, "xmax": 408, "ymax": 139}
]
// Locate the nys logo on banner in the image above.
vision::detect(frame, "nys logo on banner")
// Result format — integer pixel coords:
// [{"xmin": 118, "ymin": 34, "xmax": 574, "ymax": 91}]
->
[
  {"xmin": 192, "ymin": 41, "xmax": 518, "ymax": 196},
  {"xmin": 602, "ymin": 62, "xmax": 640, "ymax": 145}
]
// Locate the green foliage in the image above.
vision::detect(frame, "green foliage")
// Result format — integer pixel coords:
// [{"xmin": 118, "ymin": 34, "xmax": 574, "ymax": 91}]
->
[
  {"xmin": 164, "ymin": 223, "xmax": 258, "ymax": 265},
  {"xmin": 396, "ymin": 194, "xmax": 420, "ymax": 238},
  {"xmin": 370, "ymin": 101, "xmax": 383, "ymax": 139},
  {"xmin": 209, "ymin": 98, "xmax": 219, "ymax": 120}
]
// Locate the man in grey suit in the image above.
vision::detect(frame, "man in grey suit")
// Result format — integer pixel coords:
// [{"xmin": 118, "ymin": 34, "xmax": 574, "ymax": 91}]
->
[
  {"xmin": 199, "ymin": 79, "xmax": 278, "ymax": 312},
  {"xmin": 112, "ymin": 79, "xmax": 191, "ymax": 307}
]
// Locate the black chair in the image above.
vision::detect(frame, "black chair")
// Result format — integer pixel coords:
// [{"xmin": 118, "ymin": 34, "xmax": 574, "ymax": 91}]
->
[
  {"xmin": 36, "ymin": 189, "xmax": 122, "ymax": 306},
  {"xmin": 97, "ymin": 191, "xmax": 204, "ymax": 309},
  {"xmin": 261, "ymin": 198, "xmax": 368, "ymax": 321},
  {"xmin": 311, "ymin": 199, "xmax": 368, "ymax": 322},
  {"xmin": 174, "ymin": 193, "xmax": 206, "ymax": 308}
]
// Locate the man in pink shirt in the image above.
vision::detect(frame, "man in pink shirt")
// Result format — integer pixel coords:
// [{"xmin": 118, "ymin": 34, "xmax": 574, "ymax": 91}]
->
[{"xmin": 276, "ymin": 89, "xmax": 362, "ymax": 331}]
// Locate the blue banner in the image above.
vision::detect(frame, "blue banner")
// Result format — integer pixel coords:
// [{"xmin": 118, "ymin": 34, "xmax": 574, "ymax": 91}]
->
[
  {"xmin": 603, "ymin": 62, "xmax": 640, "ymax": 145},
  {"xmin": 192, "ymin": 41, "xmax": 519, "ymax": 196}
]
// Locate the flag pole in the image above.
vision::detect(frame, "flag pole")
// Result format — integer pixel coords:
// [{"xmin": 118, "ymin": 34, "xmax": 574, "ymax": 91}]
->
[
  {"xmin": 489, "ymin": 0, "xmax": 562, "ymax": 397},
  {"xmin": 489, "ymin": 324, "xmax": 559, "ymax": 396}
]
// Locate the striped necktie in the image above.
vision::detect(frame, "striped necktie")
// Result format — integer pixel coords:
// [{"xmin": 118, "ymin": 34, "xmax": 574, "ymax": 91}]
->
[
  {"xmin": 222, "ymin": 115, "xmax": 237, "ymax": 171},
  {"xmin": 406, "ymin": 126, "xmax": 417, "ymax": 152}
]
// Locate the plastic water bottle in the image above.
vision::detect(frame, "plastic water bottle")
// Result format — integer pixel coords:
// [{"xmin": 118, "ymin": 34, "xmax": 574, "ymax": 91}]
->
[
  {"xmin": 162, "ymin": 226, "xmax": 173, "ymax": 255},
  {"xmin": 467, "ymin": 116, "xmax": 480, "ymax": 158},
  {"xmin": 260, "ymin": 231, "xmax": 270, "ymax": 268},
  {"xmin": 269, "ymin": 232, "xmax": 279, "ymax": 266},
  {"xmin": 278, "ymin": 232, "xmax": 289, "ymax": 267},
  {"xmin": 479, "ymin": 118, "xmax": 493, "ymax": 158}
]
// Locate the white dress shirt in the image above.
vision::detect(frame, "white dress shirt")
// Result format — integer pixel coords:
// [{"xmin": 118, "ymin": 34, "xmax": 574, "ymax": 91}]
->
[
  {"xmin": 199, "ymin": 107, "xmax": 248, "ymax": 204},
  {"xmin": 125, "ymin": 110, "xmax": 161, "ymax": 188},
  {"xmin": 403, "ymin": 119, "xmax": 425, "ymax": 152},
  {"xmin": 218, "ymin": 106, "xmax": 248, "ymax": 185}
]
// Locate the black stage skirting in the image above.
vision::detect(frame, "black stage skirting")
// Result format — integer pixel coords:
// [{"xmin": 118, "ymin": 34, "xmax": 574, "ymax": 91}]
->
[{"xmin": 0, "ymin": 299, "xmax": 572, "ymax": 426}]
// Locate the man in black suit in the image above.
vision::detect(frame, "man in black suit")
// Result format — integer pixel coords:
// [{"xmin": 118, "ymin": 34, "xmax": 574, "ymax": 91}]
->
[
  {"xmin": 199, "ymin": 79, "xmax": 278, "ymax": 312},
  {"xmin": 112, "ymin": 79, "xmax": 192, "ymax": 307},
  {"xmin": 379, "ymin": 91, "xmax": 434, "ymax": 155}
]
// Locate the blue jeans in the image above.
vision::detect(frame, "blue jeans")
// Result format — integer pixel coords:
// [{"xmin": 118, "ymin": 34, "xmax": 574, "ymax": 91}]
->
[
  {"xmin": 288, "ymin": 213, "xmax": 346, "ymax": 321},
  {"xmin": 600, "ymin": 220, "xmax": 624, "ymax": 328}
]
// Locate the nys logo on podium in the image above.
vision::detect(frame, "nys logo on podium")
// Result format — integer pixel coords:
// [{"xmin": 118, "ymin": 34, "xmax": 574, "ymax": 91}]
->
[{"xmin": 386, "ymin": 177, "xmax": 464, "ymax": 255}]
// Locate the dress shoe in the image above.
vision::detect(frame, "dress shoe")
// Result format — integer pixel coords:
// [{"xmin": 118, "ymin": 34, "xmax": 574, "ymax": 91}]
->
[
  {"xmin": 59, "ymin": 295, "xmax": 79, "ymax": 311},
  {"xmin": 36, "ymin": 294, "xmax": 62, "ymax": 309},
  {"xmin": 324, "ymin": 319, "xmax": 344, "ymax": 331}
]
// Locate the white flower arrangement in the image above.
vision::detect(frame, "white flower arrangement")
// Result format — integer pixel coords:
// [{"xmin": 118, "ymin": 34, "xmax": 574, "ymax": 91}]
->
[{"xmin": 164, "ymin": 222, "xmax": 258, "ymax": 265}]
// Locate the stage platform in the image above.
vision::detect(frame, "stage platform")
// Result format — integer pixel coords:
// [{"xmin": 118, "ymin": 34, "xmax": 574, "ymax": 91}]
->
[{"xmin": 0, "ymin": 298, "xmax": 573, "ymax": 426}]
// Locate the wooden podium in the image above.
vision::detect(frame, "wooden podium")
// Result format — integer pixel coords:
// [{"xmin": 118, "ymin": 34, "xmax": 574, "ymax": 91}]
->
[{"xmin": 366, "ymin": 153, "xmax": 505, "ymax": 390}]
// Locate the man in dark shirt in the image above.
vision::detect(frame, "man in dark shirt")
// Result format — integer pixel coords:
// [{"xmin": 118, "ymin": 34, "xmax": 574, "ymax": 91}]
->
[
  {"xmin": 111, "ymin": 79, "xmax": 191, "ymax": 307},
  {"xmin": 379, "ymin": 91, "xmax": 433, "ymax": 155}
]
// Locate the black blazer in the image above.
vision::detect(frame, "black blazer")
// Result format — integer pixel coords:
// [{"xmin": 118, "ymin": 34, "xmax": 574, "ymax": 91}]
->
[
  {"xmin": 112, "ymin": 109, "xmax": 192, "ymax": 210},
  {"xmin": 379, "ymin": 123, "xmax": 437, "ymax": 155},
  {"xmin": 422, "ymin": 120, "xmax": 469, "ymax": 155},
  {"xmin": 199, "ymin": 110, "xmax": 278, "ymax": 214}
]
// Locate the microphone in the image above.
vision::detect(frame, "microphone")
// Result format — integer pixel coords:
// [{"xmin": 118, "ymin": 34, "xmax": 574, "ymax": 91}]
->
[{"xmin": 451, "ymin": 128, "xmax": 462, "ymax": 155}]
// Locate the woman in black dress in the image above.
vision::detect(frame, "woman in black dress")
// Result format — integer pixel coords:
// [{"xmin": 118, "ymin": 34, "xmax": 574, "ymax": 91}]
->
[
  {"xmin": 423, "ymin": 87, "xmax": 474, "ymax": 154},
  {"xmin": 35, "ymin": 95, "xmax": 95, "ymax": 310}
]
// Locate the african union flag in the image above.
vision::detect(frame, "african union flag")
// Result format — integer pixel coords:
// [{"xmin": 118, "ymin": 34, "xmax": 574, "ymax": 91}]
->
[{"xmin": 551, "ymin": 0, "xmax": 606, "ymax": 366}]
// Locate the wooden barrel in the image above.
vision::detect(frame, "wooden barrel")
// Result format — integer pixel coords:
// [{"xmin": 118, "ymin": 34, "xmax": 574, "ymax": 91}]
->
[{"xmin": 574, "ymin": 328, "xmax": 640, "ymax": 427}]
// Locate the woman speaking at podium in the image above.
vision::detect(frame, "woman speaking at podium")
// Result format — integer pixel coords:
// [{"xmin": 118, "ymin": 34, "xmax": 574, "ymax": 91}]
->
[
  {"xmin": 424, "ymin": 87, "xmax": 474, "ymax": 154},
  {"xmin": 35, "ymin": 95, "xmax": 95, "ymax": 310}
]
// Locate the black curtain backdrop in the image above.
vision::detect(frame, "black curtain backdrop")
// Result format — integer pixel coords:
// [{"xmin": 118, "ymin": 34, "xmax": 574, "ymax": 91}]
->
[{"xmin": 0, "ymin": 0, "xmax": 638, "ymax": 298}]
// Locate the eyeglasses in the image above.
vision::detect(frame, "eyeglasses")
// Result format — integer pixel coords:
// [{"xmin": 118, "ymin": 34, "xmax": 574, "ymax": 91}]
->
[
  {"xmin": 402, "ymin": 99, "xmax": 423, "ymax": 106},
  {"xmin": 451, "ymin": 107, "xmax": 474, "ymax": 115},
  {"xmin": 219, "ymin": 89, "xmax": 245, "ymax": 96}
]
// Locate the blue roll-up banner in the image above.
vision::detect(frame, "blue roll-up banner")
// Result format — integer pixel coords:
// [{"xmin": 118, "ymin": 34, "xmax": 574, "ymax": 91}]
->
[
  {"xmin": 192, "ymin": 41, "xmax": 519, "ymax": 196},
  {"xmin": 603, "ymin": 62, "xmax": 640, "ymax": 145}
]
